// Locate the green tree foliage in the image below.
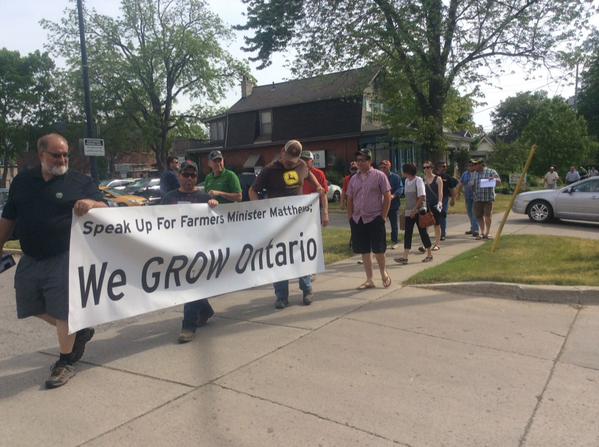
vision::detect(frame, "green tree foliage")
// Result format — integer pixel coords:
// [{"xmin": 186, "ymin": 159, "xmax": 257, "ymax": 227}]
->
[
  {"xmin": 578, "ymin": 47, "xmax": 599, "ymax": 140},
  {"xmin": 0, "ymin": 49, "xmax": 65, "ymax": 187},
  {"xmin": 43, "ymin": 0, "xmax": 249, "ymax": 170},
  {"xmin": 488, "ymin": 141, "xmax": 529, "ymax": 177},
  {"xmin": 491, "ymin": 91, "xmax": 550, "ymax": 144},
  {"xmin": 521, "ymin": 98, "xmax": 590, "ymax": 176},
  {"xmin": 238, "ymin": 0, "xmax": 593, "ymax": 159}
]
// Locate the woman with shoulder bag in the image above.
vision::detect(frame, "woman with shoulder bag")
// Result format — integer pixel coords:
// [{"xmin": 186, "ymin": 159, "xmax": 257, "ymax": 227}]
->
[
  {"xmin": 394, "ymin": 163, "xmax": 433, "ymax": 264},
  {"xmin": 419, "ymin": 160, "xmax": 443, "ymax": 252}
]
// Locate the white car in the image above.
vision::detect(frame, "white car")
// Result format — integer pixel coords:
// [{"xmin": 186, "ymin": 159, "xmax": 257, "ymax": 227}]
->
[
  {"xmin": 512, "ymin": 177, "xmax": 599, "ymax": 223},
  {"xmin": 327, "ymin": 184, "xmax": 342, "ymax": 202}
]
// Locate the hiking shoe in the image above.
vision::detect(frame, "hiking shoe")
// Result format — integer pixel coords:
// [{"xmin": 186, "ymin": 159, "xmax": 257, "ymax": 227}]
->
[
  {"xmin": 178, "ymin": 329, "xmax": 195, "ymax": 344},
  {"xmin": 440, "ymin": 235, "xmax": 446, "ymax": 241},
  {"xmin": 71, "ymin": 328, "xmax": 95, "ymax": 363},
  {"xmin": 45, "ymin": 361, "xmax": 76, "ymax": 389},
  {"xmin": 472, "ymin": 232, "xmax": 479, "ymax": 237},
  {"xmin": 302, "ymin": 291, "xmax": 313, "ymax": 306},
  {"xmin": 275, "ymin": 298, "xmax": 288, "ymax": 309}
]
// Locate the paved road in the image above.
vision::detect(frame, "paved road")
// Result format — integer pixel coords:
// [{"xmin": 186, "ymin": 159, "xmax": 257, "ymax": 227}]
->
[{"xmin": 0, "ymin": 213, "xmax": 597, "ymax": 446}]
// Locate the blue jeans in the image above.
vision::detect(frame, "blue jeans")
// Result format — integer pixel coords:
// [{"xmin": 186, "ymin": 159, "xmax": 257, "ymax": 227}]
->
[
  {"xmin": 465, "ymin": 196, "xmax": 479, "ymax": 234},
  {"xmin": 440, "ymin": 196, "xmax": 449, "ymax": 237},
  {"xmin": 273, "ymin": 275, "xmax": 312, "ymax": 301},
  {"xmin": 182, "ymin": 299, "xmax": 214, "ymax": 331},
  {"xmin": 388, "ymin": 207, "xmax": 399, "ymax": 243}
]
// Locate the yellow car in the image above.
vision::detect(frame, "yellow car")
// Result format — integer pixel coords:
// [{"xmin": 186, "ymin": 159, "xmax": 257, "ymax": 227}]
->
[{"xmin": 103, "ymin": 189, "xmax": 147, "ymax": 207}]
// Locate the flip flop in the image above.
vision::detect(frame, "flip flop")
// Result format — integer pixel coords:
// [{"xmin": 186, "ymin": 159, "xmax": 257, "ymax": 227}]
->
[
  {"xmin": 356, "ymin": 281, "xmax": 376, "ymax": 290},
  {"xmin": 394, "ymin": 257, "xmax": 408, "ymax": 265},
  {"xmin": 422, "ymin": 255, "xmax": 433, "ymax": 263},
  {"xmin": 382, "ymin": 271, "xmax": 391, "ymax": 288}
]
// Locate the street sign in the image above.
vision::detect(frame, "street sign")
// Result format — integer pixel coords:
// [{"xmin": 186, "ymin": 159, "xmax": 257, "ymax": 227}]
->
[
  {"xmin": 313, "ymin": 150, "xmax": 326, "ymax": 169},
  {"xmin": 83, "ymin": 138, "xmax": 105, "ymax": 156}
]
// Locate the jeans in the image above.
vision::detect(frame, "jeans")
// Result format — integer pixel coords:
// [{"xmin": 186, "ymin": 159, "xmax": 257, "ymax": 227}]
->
[
  {"xmin": 388, "ymin": 207, "xmax": 399, "ymax": 243},
  {"xmin": 273, "ymin": 275, "xmax": 312, "ymax": 301},
  {"xmin": 465, "ymin": 196, "xmax": 479, "ymax": 234},
  {"xmin": 182, "ymin": 299, "xmax": 214, "ymax": 331},
  {"xmin": 440, "ymin": 196, "xmax": 449, "ymax": 237}
]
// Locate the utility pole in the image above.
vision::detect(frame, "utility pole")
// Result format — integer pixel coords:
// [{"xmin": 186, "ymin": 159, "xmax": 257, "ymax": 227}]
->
[{"xmin": 77, "ymin": 0, "xmax": 98, "ymax": 181}]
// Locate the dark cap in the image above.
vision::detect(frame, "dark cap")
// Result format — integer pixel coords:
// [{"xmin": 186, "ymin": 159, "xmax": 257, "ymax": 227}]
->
[
  {"xmin": 355, "ymin": 148, "xmax": 372, "ymax": 160},
  {"xmin": 300, "ymin": 150, "xmax": 314, "ymax": 160},
  {"xmin": 208, "ymin": 150, "xmax": 223, "ymax": 161},
  {"xmin": 179, "ymin": 160, "xmax": 198, "ymax": 173}
]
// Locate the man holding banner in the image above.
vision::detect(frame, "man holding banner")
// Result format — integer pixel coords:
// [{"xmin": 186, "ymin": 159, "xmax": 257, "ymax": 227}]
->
[
  {"xmin": 0, "ymin": 133, "xmax": 107, "ymax": 389},
  {"xmin": 162, "ymin": 160, "xmax": 220, "ymax": 343},
  {"xmin": 249, "ymin": 140, "xmax": 329, "ymax": 309}
]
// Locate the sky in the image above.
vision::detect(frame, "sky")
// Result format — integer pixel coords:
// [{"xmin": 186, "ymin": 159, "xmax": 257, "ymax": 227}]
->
[{"xmin": 0, "ymin": 0, "xmax": 593, "ymax": 132}]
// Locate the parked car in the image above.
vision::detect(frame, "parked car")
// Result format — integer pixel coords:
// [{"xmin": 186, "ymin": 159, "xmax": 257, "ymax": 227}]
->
[
  {"xmin": 103, "ymin": 189, "xmax": 148, "ymax": 207},
  {"xmin": 327, "ymin": 184, "xmax": 342, "ymax": 202},
  {"xmin": 512, "ymin": 177, "xmax": 599, "ymax": 223},
  {"xmin": 98, "ymin": 178, "xmax": 138, "ymax": 191},
  {"xmin": 125, "ymin": 177, "xmax": 162, "ymax": 205}
]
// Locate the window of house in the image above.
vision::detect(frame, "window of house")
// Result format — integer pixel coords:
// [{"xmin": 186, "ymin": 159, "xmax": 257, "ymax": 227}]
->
[
  {"xmin": 259, "ymin": 110, "xmax": 272, "ymax": 137},
  {"xmin": 209, "ymin": 120, "xmax": 225, "ymax": 141}
]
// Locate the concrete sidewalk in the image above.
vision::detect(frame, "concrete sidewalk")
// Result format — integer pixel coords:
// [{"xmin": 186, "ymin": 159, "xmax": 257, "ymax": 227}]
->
[{"xmin": 1, "ymin": 214, "xmax": 598, "ymax": 446}]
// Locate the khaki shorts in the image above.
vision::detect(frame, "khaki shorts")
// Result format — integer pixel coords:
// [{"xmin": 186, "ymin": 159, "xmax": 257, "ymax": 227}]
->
[{"xmin": 473, "ymin": 201, "xmax": 494, "ymax": 219}]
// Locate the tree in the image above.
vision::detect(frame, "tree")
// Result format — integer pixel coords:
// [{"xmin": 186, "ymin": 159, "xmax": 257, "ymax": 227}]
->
[
  {"xmin": 521, "ymin": 98, "xmax": 590, "ymax": 176},
  {"xmin": 43, "ymin": 0, "xmax": 249, "ymax": 170},
  {"xmin": 578, "ymin": 47, "xmax": 599, "ymax": 140},
  {"xmin": 0, "ymin": 49, "xmax": 65, "ymax": 187},
  {"xmin": 238, "ymin": 0, "xmax": 592, "ymax": 159},
  {"xmin": 491, "ymin": 91, "xmax": 550, "ymax": 143}
]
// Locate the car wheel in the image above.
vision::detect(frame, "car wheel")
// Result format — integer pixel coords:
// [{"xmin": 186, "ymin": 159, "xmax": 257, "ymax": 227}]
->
[
  {"xmin": 527, "ymin": 200, "xmax": 553, "ymax": 223},
  {"xmin": 332, "ymin": 190, "xmax": 341, "ymax": 202}
]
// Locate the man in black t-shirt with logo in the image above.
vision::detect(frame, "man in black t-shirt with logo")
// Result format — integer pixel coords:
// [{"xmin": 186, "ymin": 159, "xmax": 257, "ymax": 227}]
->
[
  {"xmin": 0, "ymin": 133, "xmax": 107, "ymax": 389},
  {"xmin": 162, "ymin": 160, "xmax": 219, "ymax": 343}
]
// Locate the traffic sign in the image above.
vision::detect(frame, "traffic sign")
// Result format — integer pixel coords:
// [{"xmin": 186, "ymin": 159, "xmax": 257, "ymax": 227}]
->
[{"xmin": 83, "ymin": 138, "xmax": 105, "ymax": 156}]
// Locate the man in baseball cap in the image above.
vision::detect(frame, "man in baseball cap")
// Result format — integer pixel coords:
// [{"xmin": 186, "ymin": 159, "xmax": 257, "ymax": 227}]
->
[
  {"xmin": 301, "ymin": 150, "xmax": 328, "ymax": 195},
  {"xmin": 204, "ymin": 150, "xmax": 242, "ymax": 204}
]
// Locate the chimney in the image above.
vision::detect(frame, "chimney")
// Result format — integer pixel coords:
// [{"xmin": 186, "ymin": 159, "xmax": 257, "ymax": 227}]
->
[{"xmin": 241, "ymin": 76, "xmax": 255, "ymax": 98}]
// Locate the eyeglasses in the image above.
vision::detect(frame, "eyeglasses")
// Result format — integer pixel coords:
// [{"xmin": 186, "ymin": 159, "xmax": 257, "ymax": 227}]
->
[
  {"xmin": 181, "ymin": 172, "xmax": 197, "ymax": 178},
  {"xmin": 423, "ymin": 165, "xmax": 432, "ymax": 169},
  {"xmin": 45, "ymin": 151, "xmax": 69, "ymax": 159}
]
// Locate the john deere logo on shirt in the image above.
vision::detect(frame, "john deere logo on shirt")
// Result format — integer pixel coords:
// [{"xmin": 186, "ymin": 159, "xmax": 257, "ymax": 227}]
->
[
  {"xmin": 55, "ymin": 192, "xmax": 63, "ymax": 199},
  {"xmin": 283, "ymin": 170, "xmax": 300, "ymax": 186}
]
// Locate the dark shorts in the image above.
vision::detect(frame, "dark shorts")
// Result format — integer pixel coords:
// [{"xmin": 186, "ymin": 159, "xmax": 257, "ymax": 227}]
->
[
  {"xmin": 14, "ymin": 252, "xmax": 69, "ymax": 320},
  {"xmin": 350, "ymin": 216, "xmax": 387, "ymax": 254},
  {"xmin": 474, "ymin": 201, "xmax": 494, "ymax": 219}
]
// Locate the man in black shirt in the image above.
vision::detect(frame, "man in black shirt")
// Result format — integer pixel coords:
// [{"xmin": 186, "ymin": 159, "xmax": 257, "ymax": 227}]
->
[
  {"xmin": 434, "ymin": 161, "xmax": 458, "ymax": 240},
  {"xmin": 0, "ymin": 133, "xmax": 107, "ymax": 388},
  {"xmin": 159, "ymin": 155, "xmax": 180, "ymax": 196},
  {"xmin": 162, "ymin": 160, "xmax": 219, "ymax": 343}
]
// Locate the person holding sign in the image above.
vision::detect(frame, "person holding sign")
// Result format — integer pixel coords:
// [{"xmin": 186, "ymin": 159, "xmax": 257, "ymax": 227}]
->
[
  {"xmin": 249, "ymin": 140, "xmax": 329, "ymax": 309},
  {"xmin": 162, "ymin": 160, "xmax": 219, "ymax": 343},
  {"xmin": 0, "ymin": 133, "xmax": 107, "ymax": 389},
  {"xmin": 469, "ymin": 159, "xmax": 501, "ymax": 240}
]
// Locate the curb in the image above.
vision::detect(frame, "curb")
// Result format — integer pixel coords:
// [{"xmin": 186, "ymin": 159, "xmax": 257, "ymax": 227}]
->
[{"xmin": 411, "ymin": 281, "xmax": 599, "ymax": 305}]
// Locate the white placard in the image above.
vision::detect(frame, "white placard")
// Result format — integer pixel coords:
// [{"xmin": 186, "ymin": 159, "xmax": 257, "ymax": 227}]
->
[
  {"xmin": 313, "ymin": 150, "xmax": 326, "ymax": 169},
  {"xmin": 479, "ymin": 178, "xmax": 496, "ymax": 188},
  {"xmin": 68, "ymin": 194, "xmax": 324, "ymax": 333},
  {"xmin": 83, "ymin": 138, "xmax": 105, "ymax": 156}
]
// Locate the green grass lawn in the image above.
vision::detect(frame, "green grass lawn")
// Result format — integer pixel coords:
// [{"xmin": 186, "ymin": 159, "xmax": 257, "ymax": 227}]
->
[
  {"xmin": 322, "ymin": 227, "xmax": 353, "ymax": 265},
  {"xmin": 406, "ymin": 235, "xmax": 599, "ymax": 286}
]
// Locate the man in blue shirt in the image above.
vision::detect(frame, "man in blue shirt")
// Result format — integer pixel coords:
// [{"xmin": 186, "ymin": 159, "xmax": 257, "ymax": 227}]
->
[
  {"xmin": 456, "ymin": 160, "xmax": 479, "ymax": 237},
  {"xmin": 159, "ymin": 155, "xmax": 180, "ymax": 196},
  {"xmin": 378, "ymin": 160, "xmax": 403, "ymax": 248}
]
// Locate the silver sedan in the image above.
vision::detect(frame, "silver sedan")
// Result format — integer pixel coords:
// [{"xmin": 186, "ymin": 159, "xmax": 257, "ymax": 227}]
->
[{"xmin": 512, "ymin": 177, "xmax": 599, "ymax": 223}]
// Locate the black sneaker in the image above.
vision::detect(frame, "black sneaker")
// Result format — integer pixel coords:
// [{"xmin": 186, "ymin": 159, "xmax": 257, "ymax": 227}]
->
[
  {"xmin": 418, "ymin": 246, "xmax": 426, "ymax": 253},
  {"xmin": 440, "ymin": 235, "xmax": 446, "ymax": 241},
  {"xmin": 465, "ymin": 230, "xmax": 472, "ymax": 235},
  {"xmin": 45, "ymin": 361, "xmax": 76, "ymax": 389},
  {"xmin": 71, "ymin": 328, "xmax": 95, "ymax": 363},
  {"xmin": 472, "ymin": 232, "xmax": 480, "ymax": 237},
  {"xmin": 302, "ymin": 290, "xmax": 313, "ymax": 306},
  {"xmin": 275, "ymin": 298, "xmax": 288, "ymax": 309}
]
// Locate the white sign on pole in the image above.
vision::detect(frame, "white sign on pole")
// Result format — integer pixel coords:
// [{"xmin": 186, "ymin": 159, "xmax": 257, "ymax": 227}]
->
[
  {"xmin": 83, "ymin": 138, "xmax": 105, "ymax": 156},
  {"xmin": 68, "ymin": 194, "xmax": 324, "ymax": 333},
  {"xmin": 313, "ymin": 150, "xmax": 326, "ymax": 168}
]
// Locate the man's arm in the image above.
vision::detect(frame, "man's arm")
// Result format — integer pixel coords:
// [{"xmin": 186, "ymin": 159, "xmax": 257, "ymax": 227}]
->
[
  {"xmin": 0, "ymin": 218, "xmax": 16, "ymax": 253},
  {"xmin": 382, "ymin": 191, "xmax": 392, "ymax": 220},
  {"xmin": 249, "ymin": 188, "xmax": 260, "ymax": 201},
  {"xmin": 307, "ymin": 171, "xmax": 328, "ymax": 226},
  {"xmin": 73, "ymin": 199, "xmax": 108, "ymax": 217},
  {"xmin": 209, "ymin": 190, "xmax": 242, "ymax": 202}
]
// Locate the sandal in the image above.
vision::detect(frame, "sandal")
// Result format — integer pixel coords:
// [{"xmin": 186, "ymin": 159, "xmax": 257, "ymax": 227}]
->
[
  {"xmin": 356, "ymin": 281, "xmax": 376, "ymax": 290},
  {"xmin": 382, "ymin": 271, "xmax": 391, "ymax": 288},
  {"xmin": 422, "ymin": 255, "xmax": 433, "ymax": 263},
  {"xmin": 417, "ymin": 246, "xmax": 426, "ymax": 253},
  {"xmin": 432, "ymin": 245, "xmax": 440, "ymax": 251},
  {"xmin": 394, "ymin": 257, "xmax": 408, "ymax": 265},
  {"xmin": 475, "ymin": 235, "xmax": 483, "ymax": 240},
  {"xmin": 483, "ymin": 235, "xmax": 492, "ymax": 240}
]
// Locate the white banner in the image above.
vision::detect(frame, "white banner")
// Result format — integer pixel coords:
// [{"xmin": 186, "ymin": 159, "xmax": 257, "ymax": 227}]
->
[{"xmin": 68, "ymin": 194, "xmax": 324, "ymax": 333}]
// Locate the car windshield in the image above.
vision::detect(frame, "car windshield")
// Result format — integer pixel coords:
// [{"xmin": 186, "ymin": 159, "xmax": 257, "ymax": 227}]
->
[{"xmin": 99, "ymin": 180, "xmax": 111, "ymax": 187}]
